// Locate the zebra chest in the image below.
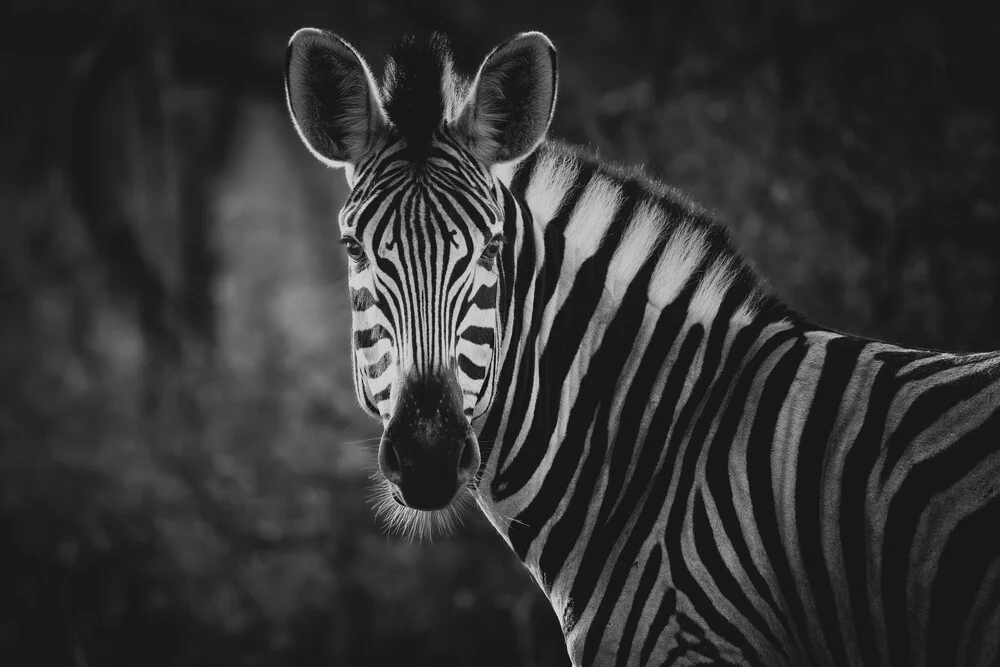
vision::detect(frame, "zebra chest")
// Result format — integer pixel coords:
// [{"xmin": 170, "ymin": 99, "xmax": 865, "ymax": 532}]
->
[
  {"xmin": 549, "ymin": 475, "xmax": 807, "ymax": 667},
  {"xmin": 563, "ymin": 579, "xmax": 764, "ymax": 667}
]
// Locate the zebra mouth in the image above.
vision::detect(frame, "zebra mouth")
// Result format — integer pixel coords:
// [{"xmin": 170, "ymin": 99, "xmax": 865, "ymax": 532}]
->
[{"xmin": 386, "ymin": 481, "xmax": 457, "ymax": 511}]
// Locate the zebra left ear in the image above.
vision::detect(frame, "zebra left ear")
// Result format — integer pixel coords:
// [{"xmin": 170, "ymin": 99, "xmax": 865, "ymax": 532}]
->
[
  {"xmin": 454, "ymin": 31, "xmax": 558, "ymax": 165},
  {"xmin": 285, "ymin": 28, "xmax": 388, "ymax": 168}
]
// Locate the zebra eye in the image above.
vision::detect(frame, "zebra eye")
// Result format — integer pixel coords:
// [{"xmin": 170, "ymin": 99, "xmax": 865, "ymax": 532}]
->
[
  {"xmin": 341, "ymin": 238, "xmax": 366, "ymax": 262},
  {"xmin": 480, "ymin": 235, "xmax": 504, "ymax": 264}
]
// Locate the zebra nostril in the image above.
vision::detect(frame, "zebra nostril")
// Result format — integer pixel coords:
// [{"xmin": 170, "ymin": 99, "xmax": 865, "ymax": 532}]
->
[
  {"xmin": 457, "ymin": 433, "xmax": 481, "ymax": 483},
  {"xmin": 378, "ymin": 436, "xmax": 402, "ymax": 484}
]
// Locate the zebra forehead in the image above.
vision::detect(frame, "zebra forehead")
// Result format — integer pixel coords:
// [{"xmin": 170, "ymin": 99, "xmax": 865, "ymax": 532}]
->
[{"xmin": 344, "ymin": 165, "xmax": 500, "ymax": 241}]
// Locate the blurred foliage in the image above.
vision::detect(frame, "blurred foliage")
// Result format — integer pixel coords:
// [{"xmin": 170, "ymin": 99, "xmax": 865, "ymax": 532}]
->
[{"xmin": 1, "ymin": 0, "xmax": 998, "ymax": 665}]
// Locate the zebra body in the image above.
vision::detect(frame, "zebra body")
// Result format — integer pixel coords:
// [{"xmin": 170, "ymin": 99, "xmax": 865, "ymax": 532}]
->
[
  {"xmin": 284, "ymin": 28, "xmax": 1000, "ymax": 666},
  {"xmin": 489, "ymin": 143, "xmax": 1000, "ymax": 665}
]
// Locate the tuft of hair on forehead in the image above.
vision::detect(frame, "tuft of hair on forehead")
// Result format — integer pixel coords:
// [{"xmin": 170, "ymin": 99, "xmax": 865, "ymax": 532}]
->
[{"xmin": 381, "ymin": 33, "xmax": 460, "ymax": 157}]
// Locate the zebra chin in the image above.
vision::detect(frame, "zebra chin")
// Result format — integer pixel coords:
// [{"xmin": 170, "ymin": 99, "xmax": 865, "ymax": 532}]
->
[{"xmin": 369, "ymin": 475, "xmax": 476, "ymax": 542}]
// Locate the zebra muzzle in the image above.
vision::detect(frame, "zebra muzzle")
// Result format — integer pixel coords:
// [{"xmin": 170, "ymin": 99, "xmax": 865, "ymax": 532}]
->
[{"xmin": 377, "ymin": 372, "xmax": 481, "ymax": 510}]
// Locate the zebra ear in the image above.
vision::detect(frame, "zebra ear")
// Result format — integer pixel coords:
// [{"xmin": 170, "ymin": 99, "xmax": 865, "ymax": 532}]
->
[
  {"xmin": 454, "ymin": 31, "xmax": 558, "ymax": 165},
  {"xmin": 285, "ymin": 28, "xmax": 389, "ymax": 167}
]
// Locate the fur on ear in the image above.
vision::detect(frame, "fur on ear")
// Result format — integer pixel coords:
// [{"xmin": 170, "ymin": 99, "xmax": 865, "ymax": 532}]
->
[
  {"xmin": 285, "ymin": 28, "xmax": 388, "ymax": 167},
  {"xmin": 454, "ymin": 31, "xmax": 558, "ymax": 166}
]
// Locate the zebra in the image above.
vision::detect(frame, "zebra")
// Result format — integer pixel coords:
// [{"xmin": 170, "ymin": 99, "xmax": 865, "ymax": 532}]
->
[{"xmin": 284, "ymin": 27, "xmax": 1000, "ymax": 667}]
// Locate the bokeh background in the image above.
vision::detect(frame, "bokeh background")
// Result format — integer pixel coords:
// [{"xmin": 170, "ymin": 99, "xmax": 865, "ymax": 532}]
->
[{"xmin": 2, "ymin": 0, "xmax": 998, "ymax": 665}]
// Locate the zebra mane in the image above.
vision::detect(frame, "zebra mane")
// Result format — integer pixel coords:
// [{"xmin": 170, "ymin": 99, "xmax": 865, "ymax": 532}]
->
[
  {"xmin": 381, "ymin": 33, "xmax": 465, "ymax": 156},
  {"xmin": 514, "ymin": 141, "xmax": 794, "ymax": 325}
]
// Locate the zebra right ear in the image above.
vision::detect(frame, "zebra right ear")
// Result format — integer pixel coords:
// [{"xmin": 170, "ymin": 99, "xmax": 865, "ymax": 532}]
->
[
  {"xmin": 285, "ymin": 28, "xmax": 389, "ymax": 168},
  {"xmin": 454, "ymin": 31, "xmax": 558, "ymax": 166}
]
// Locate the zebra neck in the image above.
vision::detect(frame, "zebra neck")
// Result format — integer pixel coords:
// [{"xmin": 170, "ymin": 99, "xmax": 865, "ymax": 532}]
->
[
  {"xmin": 476, "ymin": 141, "xmax": 795, "ymax": 540},
  {"xmin": 498, "ymin": 141, "xmax": 773, "ymax": 333}
]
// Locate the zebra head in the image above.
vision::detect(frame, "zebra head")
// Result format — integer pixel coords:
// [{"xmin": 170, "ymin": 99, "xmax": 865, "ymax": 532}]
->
[{"xmin": 285, "ymin": 30, "xmax": 557, "ymax": 517}]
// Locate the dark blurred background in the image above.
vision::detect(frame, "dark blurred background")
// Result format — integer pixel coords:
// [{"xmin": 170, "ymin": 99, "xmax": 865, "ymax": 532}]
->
[{"xmin": 1, "ymin": 0, "xmax": 998, "ymax": 665}]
